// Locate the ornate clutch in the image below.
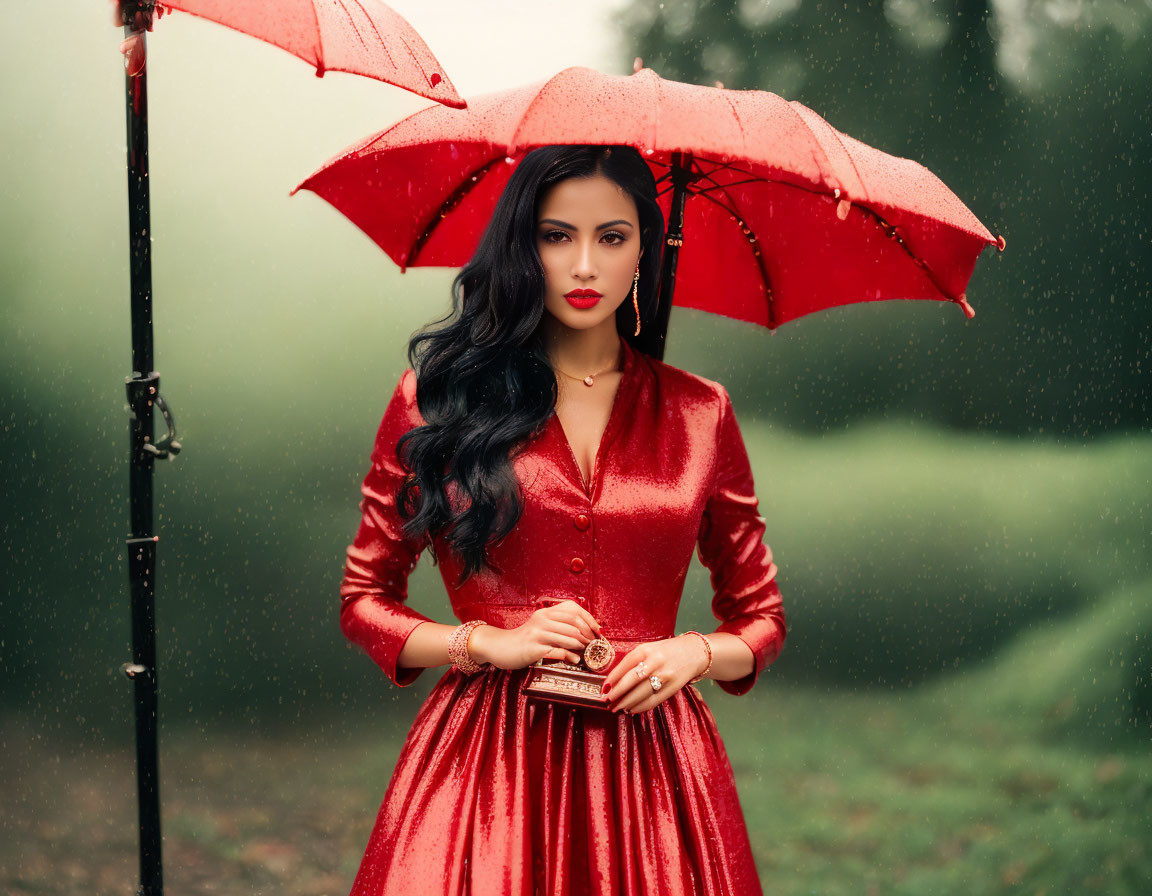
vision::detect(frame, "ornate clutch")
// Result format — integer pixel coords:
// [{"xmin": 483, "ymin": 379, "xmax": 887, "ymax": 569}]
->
[{"xmin": 522, "ymin": 636, "xmax": 616, "ymax": 711}]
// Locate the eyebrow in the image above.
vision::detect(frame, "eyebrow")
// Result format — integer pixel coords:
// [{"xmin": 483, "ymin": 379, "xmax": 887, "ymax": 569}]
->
[{"xmin": 538, "ymin": 218, "xmax": 635, "ymax": 230}]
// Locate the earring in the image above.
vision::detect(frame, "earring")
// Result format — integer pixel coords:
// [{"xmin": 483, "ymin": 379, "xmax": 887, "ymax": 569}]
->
[{"xmin": 631, "ymin": 265, "xmax": 641, "ymax": 336}]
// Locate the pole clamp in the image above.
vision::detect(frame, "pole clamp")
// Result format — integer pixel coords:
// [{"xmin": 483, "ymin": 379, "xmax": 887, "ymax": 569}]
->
[{"xmin": 125, "ymin": 372, "xmax": 181, "ymax": 460}]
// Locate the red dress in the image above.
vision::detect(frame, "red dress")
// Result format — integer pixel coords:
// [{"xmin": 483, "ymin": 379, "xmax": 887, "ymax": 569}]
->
[{"xmin": 340, "ymin": 337, "xmax": 788, "ymax": 896}]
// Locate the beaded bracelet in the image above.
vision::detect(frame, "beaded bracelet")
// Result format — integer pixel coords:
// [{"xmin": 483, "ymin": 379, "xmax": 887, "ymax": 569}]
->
[
  {"xmin": 448, "ymin": 619, "xmax": 489, "ymax": 675},
  {"xmin": 680, "ymin": 630, "xmax": 713, "ymax": 684}
]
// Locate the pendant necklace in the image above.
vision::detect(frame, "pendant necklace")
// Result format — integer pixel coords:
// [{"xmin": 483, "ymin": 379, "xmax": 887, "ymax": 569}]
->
[{"xmin": 552, "ymin": 343, "xmax": 623, "ymax": 387}]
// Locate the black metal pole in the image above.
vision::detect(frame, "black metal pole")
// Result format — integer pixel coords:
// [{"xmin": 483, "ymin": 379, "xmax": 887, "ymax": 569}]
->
[
  {"xmin": 119, "ymin": 5, "xmax": 179, "ymax": 892},
  {"xmin": 641, "ymin": 151, "xmax": 697, "ymax": 362}
]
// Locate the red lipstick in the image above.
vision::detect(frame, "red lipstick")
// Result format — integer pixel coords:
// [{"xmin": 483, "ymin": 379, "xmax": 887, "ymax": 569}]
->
[{"xmin": 564, "ymin": 288, "xmax": 603, "ymax": 309}]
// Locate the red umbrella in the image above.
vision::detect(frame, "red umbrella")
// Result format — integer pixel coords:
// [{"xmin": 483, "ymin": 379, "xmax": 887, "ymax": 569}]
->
[
  {"xmin": 109, "ymin": 3, "xmax": 463, "ymax": 894},
  {"xmin": 114, "ymin": 0, "xmax": 464, "ymax": 106},
  {"xmin": 292, "ymin": 61, "xmax": 1006, "ymax": 356}
]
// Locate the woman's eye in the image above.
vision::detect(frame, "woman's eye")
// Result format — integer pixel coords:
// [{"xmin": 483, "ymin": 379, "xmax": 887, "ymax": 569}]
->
[{"xmin": 540, "ymin": 230, "xmax": 626, "ymax": 244}]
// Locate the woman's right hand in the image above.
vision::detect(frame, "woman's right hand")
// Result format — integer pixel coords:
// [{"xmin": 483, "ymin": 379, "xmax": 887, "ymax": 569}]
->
[{"xmin": 469, "ymin": 600, "xmax": 604, "ymax": 671}]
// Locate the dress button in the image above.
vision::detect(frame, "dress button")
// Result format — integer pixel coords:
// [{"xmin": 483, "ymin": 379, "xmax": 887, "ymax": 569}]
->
[
  {"xmin": 569, "ymin": 557, "xmax": 585, "ymax": 573},
  {"xmin": 574, "ymin": 513, "xmax": 591, "ymax": 531}
]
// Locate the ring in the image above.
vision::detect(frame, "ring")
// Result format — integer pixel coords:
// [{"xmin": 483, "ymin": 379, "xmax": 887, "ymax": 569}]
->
[
  {"xmin": 649, "ymin": 675, "xmax": 663, "ymax": 692},
  {"xmin": 633, "ymin": 661, "xmax": 647, "ymax": 680}
]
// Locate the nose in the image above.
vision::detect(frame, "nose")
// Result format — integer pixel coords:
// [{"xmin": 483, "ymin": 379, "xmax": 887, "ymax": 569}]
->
[{"xmin": 571, "ymin": 238, "xmax": 598, "ymax": 280}]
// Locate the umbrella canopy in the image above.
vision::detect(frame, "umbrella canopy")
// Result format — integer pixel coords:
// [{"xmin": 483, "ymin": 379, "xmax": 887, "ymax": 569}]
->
[
  {"xmin": 117, "ymin": 0, "xmax": 465, "ymax": 107},
  {"xmin": 292, "ymin": 64, "xmax": 1005, "ymax": 331}
]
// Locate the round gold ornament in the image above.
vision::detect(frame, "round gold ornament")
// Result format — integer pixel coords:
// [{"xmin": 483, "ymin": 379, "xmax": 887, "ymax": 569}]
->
[{"xmin": 582, "ymin": 637, "xmax": 615, "ymax": 672}]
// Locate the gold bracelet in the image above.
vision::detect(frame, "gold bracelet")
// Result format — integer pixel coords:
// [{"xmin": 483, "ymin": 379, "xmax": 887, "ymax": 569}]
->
[
  {"xmin": 680, "ymin": 631, "xmax": 713, "ymax": 684},
  {"xmin": 448, "ymin": 620, "xmax": 489, "ymax": 675}
]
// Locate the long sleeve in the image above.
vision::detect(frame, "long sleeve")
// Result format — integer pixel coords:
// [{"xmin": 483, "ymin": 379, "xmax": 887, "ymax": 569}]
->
[
  {"xmin": 696, "ymin": 384, "xmax": 787, "ymax": 696},
  {"xmin": 339, "ymin": 368, "xmax": 436, "ymax": 688}
]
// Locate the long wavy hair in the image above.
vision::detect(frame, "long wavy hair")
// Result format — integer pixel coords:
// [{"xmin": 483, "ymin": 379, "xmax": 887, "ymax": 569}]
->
[{"xmin": 394, "ymin": 144, "xmax": 665, "ymax": 585}]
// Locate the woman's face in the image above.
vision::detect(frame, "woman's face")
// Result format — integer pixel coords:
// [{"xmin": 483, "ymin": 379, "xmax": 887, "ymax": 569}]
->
[{"xmin": 536, "ymin": 172, "xmax": 643, "ymax": 333}]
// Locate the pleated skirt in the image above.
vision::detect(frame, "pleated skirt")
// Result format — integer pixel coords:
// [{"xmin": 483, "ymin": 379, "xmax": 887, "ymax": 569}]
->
[{"xmin": 348, "ymin": 666, "xmax": 764, "ymax": 896}]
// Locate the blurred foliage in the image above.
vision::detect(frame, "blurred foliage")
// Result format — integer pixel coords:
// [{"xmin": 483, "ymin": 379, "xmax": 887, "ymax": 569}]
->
[
  {"xmin": 616, "ymin": 0, "xmax": 1151, "ymax": 437},
  {"xmin": 4, "ymin": 386, "xmax": 1149, "ymax": 749},
  {"xmin": 0, "ymin": 0, "xmax": 1147, "ymax": 759},
  {"xmin": 924, "ymin": 577, "xmax": 1152, "ymax": 749}
]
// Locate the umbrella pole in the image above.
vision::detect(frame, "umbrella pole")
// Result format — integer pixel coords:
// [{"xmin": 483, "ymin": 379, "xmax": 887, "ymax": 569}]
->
[
  {"xmin": 646, "ymin": 152, "xmax": 697, "ymax": 362},
  {"xmin": 119, "ymin": 11, "xmax": 179, "ymax": 894}
]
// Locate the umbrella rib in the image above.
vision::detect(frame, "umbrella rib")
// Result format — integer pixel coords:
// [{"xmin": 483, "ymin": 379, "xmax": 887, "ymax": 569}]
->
[
  {"xmin": 692, "ymin": 151, "xmax": 991, "ymax": 246},
  {"xmin": 780, "ymin": 100, "xmax": 837, "ymax": 190},
  {"xmin": 686, "ymin": 184, "xmax": 746, "ymax": 233},
  {"xmin": 406, "ymin": 156, "xmax": 507, "ymax": 269},
  {"xmin": 333, "ymin": 0, "xmax": 367, "ymax": 54},
  {"xmin": 664, "ymin": 155, "xmax": 973, "ymax": 305},
  {"xmin": 507, "ymin": 70, "xmax": 571, "ymax": 153},
  {"xmin": 851, "ymin": 206, "xmax": 963, "ymax": 301},
  {"xmin": 686, "ymin": 185, "xmax": 777, "ymax": 328},
  {"xmin": 392, "ymin": 31, "xmax": 422, "ymax": 73},
  {"xmin": 690, "ymin": 168, "xmax": 962, "ymax": 305},
  {"xmin": 694, "ymin": 158, "xmax": 738, "ymax": 178},
  {"xmin": 695, "ymin": 159, "xmax": 790, "ymax": 191},
  {"xmin": 691, "ymin": 177, "xmax": 763, "ymax": 193},
  {"xmin": 691, "ymin": 155, "xmax": 975, "ymax": 313},
  {"xmin": 696, "ymin": 156, "xmax": 788, "ymax": 186},
  {"xmin": 822, "ymin": 124, "xmax": 868, "ymax": 203},
  {"xmin": 310, "ymin": 0, "xmax": 325, "ymax": 71},
  {"xmin": 651, "ymin": 164, "xmax": 678, "ymax": 199},
  {"xmin": 654, "ymin": 177, "xmax": 677, "ymax": 199},
  {"xmin": 362, "ymin": 0, "xmax": 423, "ymax": 73},
  {"xmin": 341, "ymin": 0, "xmax": 397, "ymax": 69},
  {"xmin": 718, "ymin": 91, "xmax": 749, "ymax": 158},
  {"xmin": 688, "ymin": 163, "xmax": 768, "ymax": 205}
]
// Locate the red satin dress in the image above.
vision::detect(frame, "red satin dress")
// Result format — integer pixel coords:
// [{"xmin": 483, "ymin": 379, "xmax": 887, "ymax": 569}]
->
[{"xmin": 339, "ymin": 337, "xmax": 788, "ymax": 896}]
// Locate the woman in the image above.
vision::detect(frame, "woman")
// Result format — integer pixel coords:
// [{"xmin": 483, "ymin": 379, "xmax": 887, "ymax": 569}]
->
[{"xmin": 339, "ymin": 144, "xmax": 787, "ymax": 896}]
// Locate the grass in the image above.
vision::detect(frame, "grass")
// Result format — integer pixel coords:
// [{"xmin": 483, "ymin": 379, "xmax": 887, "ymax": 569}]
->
[
  {"xmin": 712, "ymin": 685, "xmax": 1151, "ymax": 895},
  {"xmin": 3, "ymin": 663, "xmax": 1149, "ymax": 895}
]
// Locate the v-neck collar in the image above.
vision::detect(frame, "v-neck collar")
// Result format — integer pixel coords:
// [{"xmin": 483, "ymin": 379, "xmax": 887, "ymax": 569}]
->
[{"xmin": 547, "ymin": 337, "xmax": 639, "ymax": 501}]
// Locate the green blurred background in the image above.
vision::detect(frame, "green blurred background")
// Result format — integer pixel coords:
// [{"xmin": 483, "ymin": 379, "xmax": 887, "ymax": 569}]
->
[{"xmin": 2, "ymin": 1, "xmax": 1149, "ymax": 893}]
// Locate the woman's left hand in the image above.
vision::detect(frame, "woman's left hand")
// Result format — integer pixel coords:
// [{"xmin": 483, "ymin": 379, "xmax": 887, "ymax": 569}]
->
[{"xmin": 601, "ymin": 634, "xmax": 710, "ymax": 714}]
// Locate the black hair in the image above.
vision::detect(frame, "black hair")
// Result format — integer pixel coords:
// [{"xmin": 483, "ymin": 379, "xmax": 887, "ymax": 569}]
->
[{"xmin": 395, "ymin": 144, "xmax": 664, "ymax": 584}]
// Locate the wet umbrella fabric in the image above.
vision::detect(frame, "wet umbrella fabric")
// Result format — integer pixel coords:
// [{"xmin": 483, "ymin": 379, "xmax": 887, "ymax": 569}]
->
[
  {"xmin": 119, "ymin": 0, "xmax": 465, "ymax": 106},
  {"xmin": 292, "ymin": 64, "xmax": 1005, "ymax": 337}
]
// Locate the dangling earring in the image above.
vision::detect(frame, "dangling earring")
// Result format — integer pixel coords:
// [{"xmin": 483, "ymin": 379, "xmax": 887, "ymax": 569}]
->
[{"xmin": 631, "ymin": 264, "xmax": 642, "ymax": 336}]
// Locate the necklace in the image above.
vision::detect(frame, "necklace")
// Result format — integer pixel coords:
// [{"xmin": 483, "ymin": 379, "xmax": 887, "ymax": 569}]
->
[{"xmin": 552, "ymin": 343, "xmax": 623, "ymax": 387}]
